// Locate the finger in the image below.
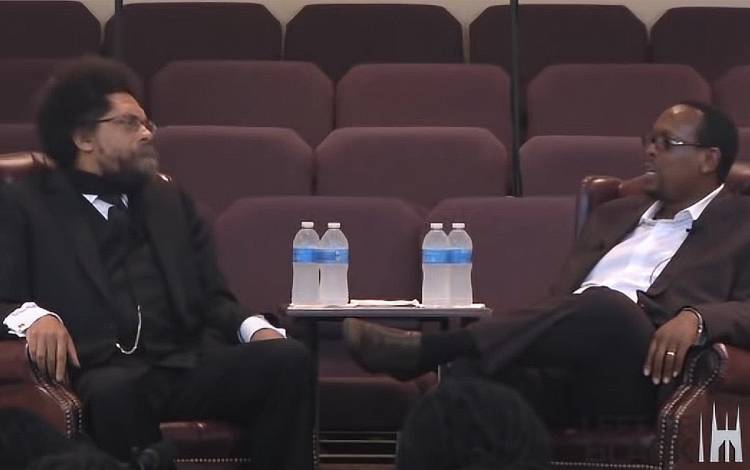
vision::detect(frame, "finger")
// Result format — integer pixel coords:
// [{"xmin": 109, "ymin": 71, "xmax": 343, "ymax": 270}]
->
[
  {"xmin": 651, "ymin": 341, "xmax": 668, "ymax": 385},
  {"xmin": 67, "ymin": 336, "xmax": 80, "ymax": 368},
  {"xmin": 662, "ymin": 346, "xmax": 678, "ymax": 384},
  {"xmin": 672, "ymin": 345, "xmax": 689, "ymax": 379},
  {"xmin": 55, "ymin": 337, "xmax": 67, "ymax": 382},
  {"xmin": 643, "ymin": 338, "xmax": 658, "ymax": 376},
  {"xmin": 27, "ymin": 333, "xmax": 39, "ymax": 368},
  {"xmin": 45, "ymin": 335, "xmax": 57, "ymax": 379}
]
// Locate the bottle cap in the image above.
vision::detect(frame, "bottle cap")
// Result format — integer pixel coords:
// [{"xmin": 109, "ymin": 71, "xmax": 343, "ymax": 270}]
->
[
  {"xmin": 328, "ymin": 222, "xmax": 341, "ymax": 229},
  {"xmin": 452, "ymin": 223, "xmax": 466, "ymax": 229},
  {"xmin": 429, "ymin": 222, "xmax": 443, "ymax": 230},
  {"xmin": 301, "ymin": 221, "xmax": 314, "ymax": 228}
]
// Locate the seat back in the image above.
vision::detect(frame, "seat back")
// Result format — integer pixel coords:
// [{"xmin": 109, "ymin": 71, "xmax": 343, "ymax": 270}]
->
[
  {"xmin": 0, "ymin": 1, "xmax": 100, "ymax": 58},
  {"xmin": 0, "ymin": 152, "xmax": 53, "ymax": 183},
  {"xmin": 336, "ymin": 64, "xmax": 512, "ymax": 147},
  {"xmin": 103, "ymin": 2, "xmax": 281, "ymax": 81},
  {"xmin": 470, "ymin": 4, "xmax": 647, "ymax": 90},
  {"xmin": 652, "ymin": 7, "xmax": 750, "ymax": 82},
  {"xmin": 315, "ymin": 127, "xmax": 508, "ymax": 212},
  {"xmin": 0, "ymin": 124, "xmax": 41, "ymax": 154},
  {"xmin": 428, "ymin": 197, "xmax": 577, "ymax": 314},
  {"xmin": 214, "ymin": 196, "xmax": 422, "ymax": 315},
  {"xmin": 522, "ymin": 136, "xmax": 643, "ymax": 196},
  {"xmin": 285, "ymin": 4, "xmax": 463, "ymax": 81},
  {"xmin": 155, "ymin": 126, "xmax": 313, "ymax": 215},
  {"xmin": 527, "ymin": 64, "xmax": 711, "ymax": 138},
  {"xmin": 739, "ymin": 128, "xmax": 750, "ymax": 163},
  {"xmin": 151, "ymin": 61, "xmax": 333, "ymax": 147},
  {"xmin": 0, "ymin": 59, "xmax": 64, "ymax": 123},
  {"xmin": 714, "ymin": 66, "xmax": 750, "ymax": 127}
]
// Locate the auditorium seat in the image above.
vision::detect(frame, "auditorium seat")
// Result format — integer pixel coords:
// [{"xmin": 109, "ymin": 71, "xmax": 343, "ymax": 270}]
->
[
  {"xmin": 738, "ymin": 128, "xmax": 750, "ymax": 163},
  {"xmin": 316, "ymin": 127, "xmax": 508, "ymax": 212},
  {"xmin": 150, "ymin": 61, "xmax": 333, "ymax": 147},
  {"xmin": 214, "ymin": 196, "xmax": 428, "ymax": 435},
  {"xmin": 103, "ymin": 2, "xmax": 281, "ymax": 81},
  {"xmin": 285, "ymin": 3, "xmax": 463, "ymax": 81},
  {"xmin": 470, "ymin": 4, "xmax": 647, "ymax": 92},
  {"xmin": 0, "ymin": 59, "xmax": 65, "ymax": 123},
  {"xmin": 522, "ymin": 136, "xmax": 644, "ymax": 196},
  {"xmin": 428, "ymin": 197, "xmax": 576, "ymax": 315},
  {"xmin": 336, "ymin": 64, "xmax": 512, "ymax": 147},
  {"xmin": 527, "ymin": 64, "xmax": 710, "ymax": 138},
  {"xmin": 155, "ymin": 126, "xmax": 313, "ymax": 215},
  {"xmin": 0, "ymin": 1, "xmax": 100, "ymax": 59},
  {"xmin": 714, "ymin": 65, "xmax": 750, "ymax": 127},
  {"xmin": 0, "ymin": 124, "xmax": 41, "ymax": 154},
  {"xmin": 651, "ymin": 7, "xmax": 750, "ymax": 82}
]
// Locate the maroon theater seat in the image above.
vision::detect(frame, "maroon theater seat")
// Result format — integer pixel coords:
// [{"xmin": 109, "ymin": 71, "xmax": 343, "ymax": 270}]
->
[
  {"xmin": 738, "ymin": 128, "xmax": 750, "ymax": 163},
  {"xmin": 316, "ymin": 127, "xmax": 509, "ymax": 211},
  {"xmin": 0, "ymin": 1, "xmax": 100, "ymax": 59},
  {"xmin": 151, "ymin": 61, "xmax": 333, "ymax": 147},
  {"xmin": 428, "ymin": 197, "xmax": 576, "ymax": 315},
  {"xmin": 103, "ymin": 2, "xmax": 281, "ymax": 81},
  {"xmin": 214, "ymin": 196, "xmax": 427, "ymax": 433},
  {"xmin": 527, "ymin": 64, "xmax": 710, "ymax": 138},
  {"xmin": 470, "ymin": 4, "xmax": 647, "ymax": 91},
  {"xmin": 337, "ymin": 64, "xmax": 512, "ymax": 147},
  {"xmin": 155, "ymin": 126, "xmax": 313, "ymax": 215},
  {"xmin": 285, "ymin": 4, "xmax": 463, "ymax": 81},
  {"xmin": 652, "ymin": 7, "xmax": 750, "ymax": 82},
  {"xmin": 522, "ymin": 136, "xmax": 644, "ymax": 196},
  {"xmin": 714, "ymin": 65, "xmax": 750, "ymax": 127},
  {"xmin": 0, "ymin": 124, "xmax": 41, "ymax": 154},
  {"xmin": 0, "ymin": 59, "xmax": 65, "ymax": 123}
]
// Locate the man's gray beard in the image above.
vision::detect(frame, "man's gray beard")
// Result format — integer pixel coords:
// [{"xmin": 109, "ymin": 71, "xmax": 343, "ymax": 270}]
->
[{"xmin": 107, "ymin": 144, "xmax": 160, "ymax": 192}]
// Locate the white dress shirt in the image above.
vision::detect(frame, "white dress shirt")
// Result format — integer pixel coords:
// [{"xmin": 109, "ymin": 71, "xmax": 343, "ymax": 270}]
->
[
  {"xmin": 3, "ymin": 193, "xmax": 285, "ymax": 342},
  {"xmin": 575, "ymin": 184, "xmax": 724, "ymax": 302}
]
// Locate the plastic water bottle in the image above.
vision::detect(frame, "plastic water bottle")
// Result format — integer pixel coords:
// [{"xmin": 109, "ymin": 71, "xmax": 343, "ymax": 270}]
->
[
  {"xmin": 319, "ymin": 222, "xmax": 349, "ymax": 305},
  {"xmin": 448, "ymin": 223, "xmax": 473, "ymax": 306},
  {"xmin": 291, "ymin": 221, "xmax": 320, "ymax": 305},
  {"xmin": 421, "ymin": 223, "xmax": 451, "ymax": 307}
]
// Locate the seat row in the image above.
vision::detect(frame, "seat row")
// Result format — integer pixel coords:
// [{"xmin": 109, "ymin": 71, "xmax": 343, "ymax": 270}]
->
[
  {"xmin": 4, "ymin": 126, "xmax": 750, "ymax": 214},
  {"xmin": 3, "ymin": 2, "xmax": 750, "ymax": 84},
  {"xmin": 3, "ymin": 60, "xmax": 750, "ymax": 148}
]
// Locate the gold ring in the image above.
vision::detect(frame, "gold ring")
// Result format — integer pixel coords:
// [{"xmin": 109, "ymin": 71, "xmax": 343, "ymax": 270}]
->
[{"xmin": 666, "ymin": 351, "xmax": 676, "ymax": 357}]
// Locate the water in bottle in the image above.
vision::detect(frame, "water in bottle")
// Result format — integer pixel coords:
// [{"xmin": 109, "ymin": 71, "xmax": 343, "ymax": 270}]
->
[
  {"xmin": 319, "ymin": 222, "xmax": 349, "ymax": 305},
  {"xmin": 422, "ymin": 223, "xmax": 451, "ymax": 306},
  {"xmin": 448, "ymin": 222, "xmax": 473, "ymax": 306},
  {"xmin": 291, "ymin": 221, "xmax": 320, "ymax": 305}
]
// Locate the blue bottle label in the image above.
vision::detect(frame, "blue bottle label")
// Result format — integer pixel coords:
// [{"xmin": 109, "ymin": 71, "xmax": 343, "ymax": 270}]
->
[
  {"xmin": 293, "ymin": 248, "xmax": 317, "ymax": 263},
  {"xmin": 449, "ymin": 249, "xmax": 473, "ymax": 264},
  {"xmin": 422, "ymin": 249, "xmax": 450, "ymax": 264},
  {"xmin": 317, "ymin": 249, "xmax": 349, "ymax": 264}
]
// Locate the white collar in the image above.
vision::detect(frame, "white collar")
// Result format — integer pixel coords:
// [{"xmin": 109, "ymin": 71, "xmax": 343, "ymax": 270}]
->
[{"xmin": 640, "ymin": 183, "xmax": 724, "ymax": 224}]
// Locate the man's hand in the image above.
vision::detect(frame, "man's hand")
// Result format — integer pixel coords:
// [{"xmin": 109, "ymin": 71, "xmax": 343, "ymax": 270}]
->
[
  {"xmin": 250, "ymin": 328, "xmax": 284, "ymax": 342},
  {"xmin": 643, "ymin": 309, "xmax": 700, "ymax": 385},
  {"xmin": 26, "ymin": 315, "xmax": 80, "ymax": 382}
]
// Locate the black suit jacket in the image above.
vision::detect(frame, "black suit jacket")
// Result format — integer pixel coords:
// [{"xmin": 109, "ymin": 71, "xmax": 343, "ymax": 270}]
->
[
  {"xmin": 552, "ymin": 189, "xmax": 750, "ymax": 349},
  {"xmin": 0, "ymin": 169, "xmax": 249, "ymax": 367}
]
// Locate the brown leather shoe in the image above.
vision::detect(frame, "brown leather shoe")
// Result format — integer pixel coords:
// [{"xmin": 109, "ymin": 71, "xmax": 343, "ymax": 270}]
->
[{"xmin": 342, "ymin": 318, "xmax": 424, "ymax": 381}]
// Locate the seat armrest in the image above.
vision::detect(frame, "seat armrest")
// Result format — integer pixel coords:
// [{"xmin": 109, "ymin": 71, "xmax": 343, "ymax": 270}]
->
[
  {"xmin": 0, "ymin": 339, "xmax": 36, "ymax": 384},
  {"xmin": 681, "ymin": 343, "xmax": 750, "ymax": 394}
]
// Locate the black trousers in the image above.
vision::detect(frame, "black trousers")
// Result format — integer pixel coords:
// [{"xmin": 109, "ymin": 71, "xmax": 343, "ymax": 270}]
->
[
  {"xmin": 73, "ymin": 338, "xmax": 313, "ymax": 470},
  {"xmin": 463, "ymin": 288, "xmax": 657, "ymax": 426}
]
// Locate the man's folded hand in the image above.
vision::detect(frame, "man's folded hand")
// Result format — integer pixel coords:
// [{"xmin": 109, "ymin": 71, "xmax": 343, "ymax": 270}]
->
[{"xmin": 26, "ymin": 315, "xmax": 80, "ymax": 382}]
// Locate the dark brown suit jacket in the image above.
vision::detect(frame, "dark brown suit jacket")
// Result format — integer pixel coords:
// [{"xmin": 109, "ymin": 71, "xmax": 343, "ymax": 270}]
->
[{"xmin": 552, "ymin": 188, "xmax": 750, "ymax": 348}]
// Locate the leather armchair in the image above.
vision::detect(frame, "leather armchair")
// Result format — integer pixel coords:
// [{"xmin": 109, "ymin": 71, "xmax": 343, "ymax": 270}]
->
[{"xmin": 560, "ymin": 165, "xmax": 750, "ymax": 470}]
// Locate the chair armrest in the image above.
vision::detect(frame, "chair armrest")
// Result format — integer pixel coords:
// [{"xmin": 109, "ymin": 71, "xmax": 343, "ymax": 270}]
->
[
  {"xmin": 0, "ymin": 339, "xmax": 82, "ymax": 438},
  {"xmin": 682, "ymin": 343, "xmax": 750, "ymax": 394}
]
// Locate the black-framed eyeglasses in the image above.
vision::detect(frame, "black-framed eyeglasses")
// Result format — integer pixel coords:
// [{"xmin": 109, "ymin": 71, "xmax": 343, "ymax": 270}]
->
[
  {"xmin": 642, "ymin": 132, "xmax": 707, "ymax": 152},
  {"xmin": 95, "ymin": 114, "xmax": 157, "ymax": 134}
]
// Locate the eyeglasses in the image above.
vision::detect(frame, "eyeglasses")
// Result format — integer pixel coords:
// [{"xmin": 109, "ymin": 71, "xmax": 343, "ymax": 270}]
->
[
  {"xmin": 642, "ymin": 132, "xmax": 707, "ymax": 152},
  {"xmin": 95, "ymin": 115, "xmax": 157, "ymax": 134}
]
